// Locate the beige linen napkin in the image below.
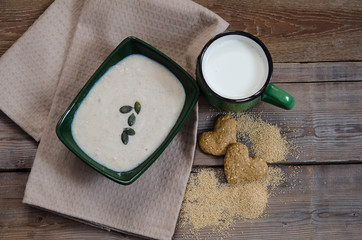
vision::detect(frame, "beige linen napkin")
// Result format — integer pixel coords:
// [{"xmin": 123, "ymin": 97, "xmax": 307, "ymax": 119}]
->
[{"xmin": 0, "ymin": 0, "xmax": 228, "ymax": 239}]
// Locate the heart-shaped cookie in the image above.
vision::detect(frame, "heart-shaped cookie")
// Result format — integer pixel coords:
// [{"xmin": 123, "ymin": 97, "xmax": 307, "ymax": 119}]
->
[
  {"xmin": 198, "ymin": 114, "xmax": 236, "ymax": 156},
  {"xmin": 224, "ymin": 143, "xmax": 268, "ymax": 183}
]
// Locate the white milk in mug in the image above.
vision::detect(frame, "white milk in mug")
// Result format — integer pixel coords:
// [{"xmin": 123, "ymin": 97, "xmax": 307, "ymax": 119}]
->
[{"xmin": 201, "ymin": 34, "xmax": 269, "ymax": 100}]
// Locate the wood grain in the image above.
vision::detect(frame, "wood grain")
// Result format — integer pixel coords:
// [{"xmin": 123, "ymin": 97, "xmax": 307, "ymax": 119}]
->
[
  {"xmin": 1, "ymin": 0, "xmax": 362, "ymax": 239},
  {"xmin": 175, "ymin": 165, "xmax": 362, "ymax": 239},
  {"xmin": 0, "ymin": 112, "xmax": 36, "ymax": 170},
  {"xmin": 273, "ymin": 62, "xmax": 362, "ymax": 83},
  {"xmin": 1, "ymin": 61, "xmax": 361, "ymax": 170},
  {"xmin": 0, "ymin": 172, "xmax": 140, "ymax": 239},
  {"xmin": 194, "ymin": 0, "xmax": 362, "ymax": 62},
  {"xmin": 0, "ymin": 0, "xmax": 54, "ymax": 56},
  {"xmin": 1, "ymin": 165, "xmax": 361, "ymax": 239},
  {"xmin": 1, "ymin": 0, "xmax": 362, "ymax": 63},
  {"xmin": 195, "ymin": 78, "xmax": 362, "ymax": 165},
  {"xmin": 2, "ymin": 72, "xmax": 361, "ymax": 169}
]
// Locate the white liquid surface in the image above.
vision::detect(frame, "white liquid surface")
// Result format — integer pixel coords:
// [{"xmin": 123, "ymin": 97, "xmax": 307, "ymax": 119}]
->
[
  {"xmin": 72, "ymin": 54, "xmax": 185, "ymax": 172},
  {"xmin": 202, "ymin": 35, "xmax": 269, "ymax": 99}
]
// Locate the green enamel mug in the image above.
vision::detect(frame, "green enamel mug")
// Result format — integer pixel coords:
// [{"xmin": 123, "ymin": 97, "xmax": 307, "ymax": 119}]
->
[{"xmin": 196, "ymin": 31, "xmax": 295, "ymax": 112}]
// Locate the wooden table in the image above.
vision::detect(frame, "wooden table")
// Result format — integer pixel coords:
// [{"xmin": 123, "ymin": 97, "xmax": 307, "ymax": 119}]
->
[{"xmin": 1, "ymin": 0, "xmax": 361, "ymax": 239}]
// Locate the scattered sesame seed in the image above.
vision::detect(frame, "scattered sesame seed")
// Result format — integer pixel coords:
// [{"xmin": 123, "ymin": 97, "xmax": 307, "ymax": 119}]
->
[
  {"xmin": 178, "ymin": 113, "xmax": 300, "ymax": 238},
  {"xmin": 178, "ymin": 167, "xmax": 286, "ymax": 234},
  {"xmin": 234, "ymin": 113, "xmax": 292, "ymax": 163}
]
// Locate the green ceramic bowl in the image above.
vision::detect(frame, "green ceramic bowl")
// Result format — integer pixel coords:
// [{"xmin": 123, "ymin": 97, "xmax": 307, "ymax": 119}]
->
[{"xmin": 56, "ymin": 37, "xmax": 199, "ymax": 185}]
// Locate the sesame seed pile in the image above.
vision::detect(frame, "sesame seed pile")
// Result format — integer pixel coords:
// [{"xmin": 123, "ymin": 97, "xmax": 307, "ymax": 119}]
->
[
  {"xmin": 234, "ymin": 113, "xmax": 290, "ymax": 163},
  {"xmin": 178, "ymin": 113, "xmax": 296, "ymax": 237},
  {"xmin": 179, "ymin": 167, "xmax": 285, "ymax": 233}
]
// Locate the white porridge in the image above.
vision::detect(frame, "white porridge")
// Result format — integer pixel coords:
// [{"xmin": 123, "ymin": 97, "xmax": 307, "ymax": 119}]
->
[{"xmin": 71, "ymin": 54, "xmax": 185, "ymax": 172}]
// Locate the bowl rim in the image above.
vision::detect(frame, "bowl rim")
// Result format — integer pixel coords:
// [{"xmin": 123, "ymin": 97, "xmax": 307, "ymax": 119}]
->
[{"xmin": 56, "ymin": 36, "xmax": 199, "ymax": 185}]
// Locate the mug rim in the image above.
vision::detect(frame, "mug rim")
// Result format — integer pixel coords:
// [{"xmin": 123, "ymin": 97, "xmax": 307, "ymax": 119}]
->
[{"xmin": 197, "ymin": 31, "xmax": 273, "ymax": 103}]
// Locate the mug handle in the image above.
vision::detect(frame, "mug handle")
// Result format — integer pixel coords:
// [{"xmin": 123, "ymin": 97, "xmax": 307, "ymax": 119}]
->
[{"xmin": 261, "ymin": 84, "xmax": 295, "ymax": 110}]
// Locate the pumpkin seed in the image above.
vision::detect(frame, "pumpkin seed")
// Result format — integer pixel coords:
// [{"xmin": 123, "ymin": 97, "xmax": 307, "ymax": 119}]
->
[
  {"xmin": 121, "ymin": 131, "xmax": 129, "ymax": 145},
  {"xmin": 124, "ymin": 128, "xmax": 135, "ymax": 136},
  {"xmin": 134, "ymin": 101, "xmax": 141, "ymax": 114},
  {"xmin": 119, "ymin": 105, "xmax": 132, "ymax": 113},
  {"xmin": 128, "ymin": 113, "xmax": 136, "ymax": 126}
]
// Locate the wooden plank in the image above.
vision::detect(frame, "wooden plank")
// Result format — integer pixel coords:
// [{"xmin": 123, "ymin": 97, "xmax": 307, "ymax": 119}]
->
[
  {"xmin": 0, "ymin": 0, "xmax": 54, "ymax": 56},
  {"xmin": 1, "ymin": 79, "xmax": 361, "ymax": 169},
  {"xmin": 1, "ymin": 165, "xmax": 361, "ymax": 239},
  {"xmin": 0, "ymin": 172, "xmax": 142, "ymax": 240},
  {"xmin": 0, "ymin": 1, "xmax": 361, "ymax": 240},
  {"xmin": 273, "ymin": 62, "xmax": 362, "ymax": 83},
  {"xmin": 1, "ymin": 0, "xmax": 362, "ymax": 63},
  {"xmin": 194, "ymin": 0, "xmax": 362, "ymax": 62},
  {"xmin": 0, "ymin": 111, "xmax": 37, "ymax": 170},
  {"xmin": 195, "ymin": 81, "xmax": 362, "ymax": 165},
  {"xmin": 175, "ymin": 164, "xmax": 362, "ymax": 239}
]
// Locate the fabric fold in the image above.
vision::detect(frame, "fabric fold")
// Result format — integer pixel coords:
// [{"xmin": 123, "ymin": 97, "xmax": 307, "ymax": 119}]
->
[
  {"xmin": 0, "ymin": 0, "xmax": 85, "ymax": 141},
  {"xmin": 1, "ymin": 0, "xmax": 228, "ymax": 239}
]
